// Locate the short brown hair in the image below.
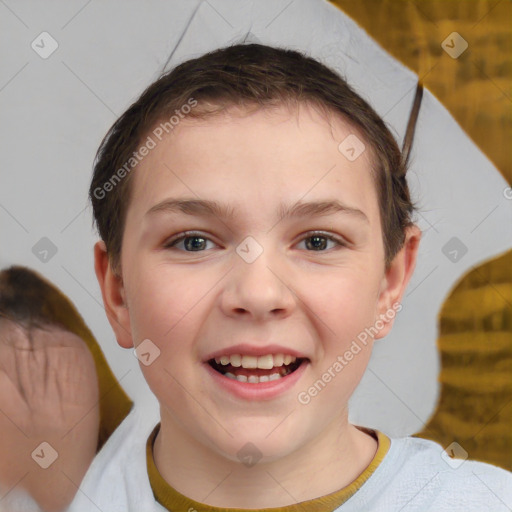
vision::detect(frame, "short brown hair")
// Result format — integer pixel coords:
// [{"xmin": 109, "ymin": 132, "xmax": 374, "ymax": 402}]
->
[
  {"xmin": 0, "ymin": 265, "xmax": 70, "ymax": 330},
  {"xmin": 89, "ymin": 43, "xmax": 418, "ymax": 276}
]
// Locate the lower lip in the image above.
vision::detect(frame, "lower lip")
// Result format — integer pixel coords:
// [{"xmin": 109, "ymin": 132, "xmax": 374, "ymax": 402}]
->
[{"xmin": 204, "ymin": 360, "xmax": 309, "ymax": 401}]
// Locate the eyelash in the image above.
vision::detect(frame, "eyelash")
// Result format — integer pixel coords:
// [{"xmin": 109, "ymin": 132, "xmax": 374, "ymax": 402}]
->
[{"xmin": 163, "ymin": 230, "xmax": 348, "ymax": 253}]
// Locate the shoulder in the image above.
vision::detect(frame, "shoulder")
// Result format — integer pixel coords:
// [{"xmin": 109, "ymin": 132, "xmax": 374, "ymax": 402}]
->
[
  {"xmin": 386, "ymin": 435, "xmax": 512, "ymax": 510},
  {"xmin": 398, "ymin": 435, "xmax": 512, "ymax": 476},
  {"xmin": 339, "ymin": 432, "xmax": 512, "ymax": 512},
  {"xmin": 67, "ymin": 404, "xmax": 165, "ymax": 512}
]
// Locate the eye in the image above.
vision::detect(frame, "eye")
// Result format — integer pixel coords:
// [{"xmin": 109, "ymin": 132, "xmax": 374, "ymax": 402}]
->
[
  {"xmin": 163, "ymin": 230, "xmax": 347, "ymax": 253},
  {"xmin": 297, "ymin": 231, "xmax": 347, "ymax": 252},
  {"xmin": 163, "ymin": 231, "xmax": 217, "ymax": 252}
]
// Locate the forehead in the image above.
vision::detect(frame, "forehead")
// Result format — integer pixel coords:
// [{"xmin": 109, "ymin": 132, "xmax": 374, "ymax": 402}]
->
[
  {"xmin": 127, "ymin": 103, "xmax": 380, "ymax": 227},
  {"xmin": 0, "ymin": 317, "xmax": 87, "ymax": 349}
]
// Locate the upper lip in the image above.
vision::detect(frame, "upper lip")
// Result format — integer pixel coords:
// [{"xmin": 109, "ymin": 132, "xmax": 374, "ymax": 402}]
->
[{"xmin": 203, "ymin": 343, "xmax": 309, "ymax": 362}]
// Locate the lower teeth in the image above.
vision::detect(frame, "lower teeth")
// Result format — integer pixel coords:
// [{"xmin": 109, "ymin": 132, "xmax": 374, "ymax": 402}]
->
[
  {"xmin": 224, "ymin": 372, "xmax": 283, "ymax": 383},
  {"xmin": 210, "ymin": 358, "xmax": 303, "ymax": 384}
]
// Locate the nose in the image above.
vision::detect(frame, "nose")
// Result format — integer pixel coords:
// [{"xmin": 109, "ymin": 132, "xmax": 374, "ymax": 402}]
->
[{"xmin": 220, "ymin": 243, "xmax": 296, "ymax": 321}]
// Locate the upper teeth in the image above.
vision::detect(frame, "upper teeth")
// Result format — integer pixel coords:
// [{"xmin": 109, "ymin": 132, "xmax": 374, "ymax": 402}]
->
[{"xmin": 214, "ymin": 354, "xmax": 297, "ymax": 369}]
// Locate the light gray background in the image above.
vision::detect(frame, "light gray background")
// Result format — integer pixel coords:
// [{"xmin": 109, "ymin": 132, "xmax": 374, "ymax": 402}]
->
[{"xmin": 1, "ymin": 0, "xmax": 511, "ymax": 436}]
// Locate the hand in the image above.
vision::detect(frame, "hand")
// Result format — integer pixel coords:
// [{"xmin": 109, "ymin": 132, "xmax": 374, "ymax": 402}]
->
[{"xmin": 0, "ymin": 318, "xmax": 100, "ymax": 512}]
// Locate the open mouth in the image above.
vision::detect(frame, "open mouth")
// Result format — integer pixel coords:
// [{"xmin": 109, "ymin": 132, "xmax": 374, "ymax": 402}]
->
[{"xmin": 208, "ymin": 354, "xmax": 307, "ymax": 384}]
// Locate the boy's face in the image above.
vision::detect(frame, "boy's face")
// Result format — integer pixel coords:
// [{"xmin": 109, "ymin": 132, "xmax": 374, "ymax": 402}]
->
[{"xmin": 96, "ymin": 103, "xmax": 419, "ymax": 463}]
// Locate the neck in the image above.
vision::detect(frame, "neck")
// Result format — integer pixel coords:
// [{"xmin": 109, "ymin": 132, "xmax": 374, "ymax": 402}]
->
[{"xmin": 153, "ymin": 407, "xmax": 378, "ymax": 508}]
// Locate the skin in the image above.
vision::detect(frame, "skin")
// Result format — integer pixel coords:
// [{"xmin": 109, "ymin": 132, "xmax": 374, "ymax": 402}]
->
[
  {"xmin": 95, "ymin": 102, "xmax": 421, "ymax": 508},
  {"xmin": 0, "ymin": 319, "xmax": 100, "ymax": 511}
]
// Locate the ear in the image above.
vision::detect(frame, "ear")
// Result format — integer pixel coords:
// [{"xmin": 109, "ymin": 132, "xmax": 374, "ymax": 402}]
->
[
  {"xmin": 94, "ymin": 240, "xmax": 134, "ymax": 349},
  {"xmin": 374, "ymin": 224, "xmax": 422, "ymax": 339}
]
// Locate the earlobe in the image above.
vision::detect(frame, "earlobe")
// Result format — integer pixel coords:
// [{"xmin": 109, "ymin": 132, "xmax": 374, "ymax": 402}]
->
[
  {"xmin": 93, "ymin": 241, "xmax": 134, "ymax": 349},
  {"xmin": 374, "ymin": 224, "xmax": 422, "ymax": 339}
]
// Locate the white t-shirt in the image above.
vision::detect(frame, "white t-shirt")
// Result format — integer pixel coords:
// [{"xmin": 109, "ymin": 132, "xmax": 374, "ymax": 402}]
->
[{"xmin": 67, "ymin": 407, "xmax": 512, "ymax": 512}]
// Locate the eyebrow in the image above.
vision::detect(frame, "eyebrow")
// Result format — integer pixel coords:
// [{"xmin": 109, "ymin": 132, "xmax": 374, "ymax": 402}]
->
[{"xmin": 146, "ymin": 198, "xmax": 369, "ymax": 223}]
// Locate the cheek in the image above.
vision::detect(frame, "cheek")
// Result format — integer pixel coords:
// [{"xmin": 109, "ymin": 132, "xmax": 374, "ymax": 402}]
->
[
  {"xmin": 128, "ymin": 266, "xmax": 205, "ymax": 402},
  {"xmin": 306, "ymin": 271, "xmax": 380, "ymax": 338},
  {"xmin": 302, "ymin": 277, "xmax": 377, "ymax": 408},
  {"xmin": 127, "ymin": 263, "xmax": 211, "ymax": 342}
]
